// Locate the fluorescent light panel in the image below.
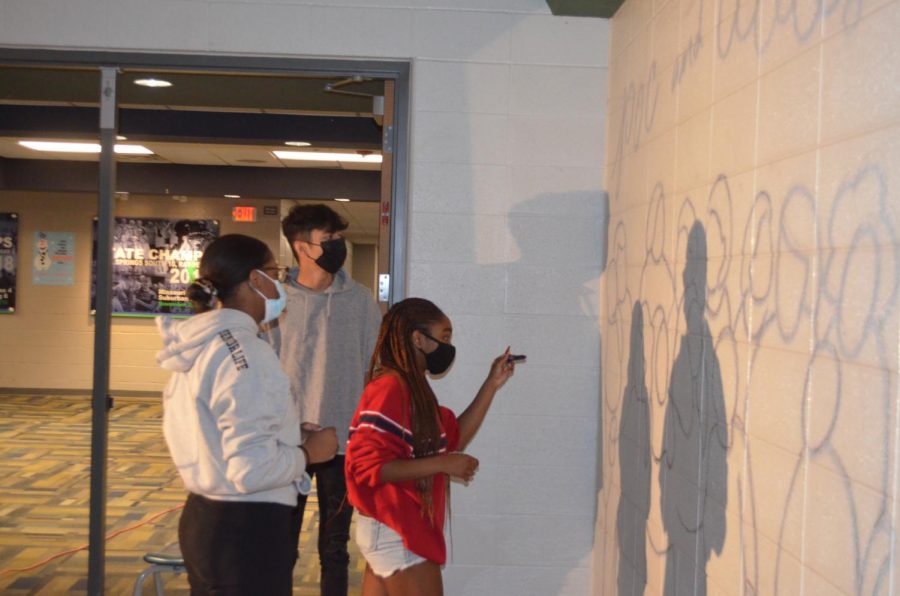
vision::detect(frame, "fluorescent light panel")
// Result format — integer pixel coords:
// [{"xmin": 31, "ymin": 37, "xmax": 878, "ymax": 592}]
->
[
  {"xmin": 272, "ymin": 150, "xmax": 382, "ymax": 163},
  {"xmin": 134, "ymin": 78, "xmax": 172, "ymax": 88},
  {"xmin": 19, "ymin": 141, "xmax": 154, "ymax": 155}
]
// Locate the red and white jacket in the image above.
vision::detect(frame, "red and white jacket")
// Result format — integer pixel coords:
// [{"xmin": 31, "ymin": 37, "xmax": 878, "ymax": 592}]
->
[{"xmin": 345, "ymin": 373, "xmax": 460, "ymax": 564}]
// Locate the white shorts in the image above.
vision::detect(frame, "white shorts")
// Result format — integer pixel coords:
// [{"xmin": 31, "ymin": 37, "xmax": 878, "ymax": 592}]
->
[{"xmin": 355, "ymin": 515, "xmax": 427, "ymax": 578}]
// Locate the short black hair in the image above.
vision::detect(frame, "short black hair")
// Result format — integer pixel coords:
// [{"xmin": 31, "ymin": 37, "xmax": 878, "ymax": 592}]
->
[{"xmin": 281, "ymin": 204, "xmax": 348, "ymax": 245}]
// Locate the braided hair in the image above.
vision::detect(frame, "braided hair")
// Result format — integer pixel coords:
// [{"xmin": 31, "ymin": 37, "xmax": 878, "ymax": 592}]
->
[{"xmin": 369, "ymin": 298, "xmax": 448, "ymax": 521}]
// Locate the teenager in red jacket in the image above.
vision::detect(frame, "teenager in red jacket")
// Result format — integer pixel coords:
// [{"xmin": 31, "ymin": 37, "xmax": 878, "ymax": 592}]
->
[{"xmin": 345, "ymin": 298, "xmax": 515, "ymax": 595}]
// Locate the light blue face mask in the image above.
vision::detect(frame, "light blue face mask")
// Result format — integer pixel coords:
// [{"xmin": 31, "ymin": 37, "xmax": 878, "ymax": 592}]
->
[{"xmin": 253, "ymin": 269, "xmax": 287, "ymax": 324}]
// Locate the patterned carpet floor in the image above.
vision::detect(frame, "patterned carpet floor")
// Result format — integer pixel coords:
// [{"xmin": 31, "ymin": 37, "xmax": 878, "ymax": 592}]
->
[{"xmin": 0, "ymin": 394, "xmax": 364, "ymax": 595}]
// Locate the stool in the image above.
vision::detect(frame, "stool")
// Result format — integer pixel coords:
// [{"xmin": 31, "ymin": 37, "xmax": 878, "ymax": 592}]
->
[{"xmin": 132, "ymin": 551, "xmax": 186, "ymax": 596}]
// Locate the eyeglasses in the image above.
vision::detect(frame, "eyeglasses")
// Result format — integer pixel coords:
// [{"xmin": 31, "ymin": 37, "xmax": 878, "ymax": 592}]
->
[{"xmin": 261, "ymin": 266, "xmax": 289, "ymax": 282}]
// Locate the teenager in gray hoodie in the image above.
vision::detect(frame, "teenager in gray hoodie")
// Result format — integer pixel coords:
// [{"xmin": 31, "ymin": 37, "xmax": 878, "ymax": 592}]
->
[
  {"xmin": 264, "ymin": 205, "xmax": 382, "ymax": 596},
  {"xmin": 157, "ymin": 234, "xmax": 338, "ymax": 594}
]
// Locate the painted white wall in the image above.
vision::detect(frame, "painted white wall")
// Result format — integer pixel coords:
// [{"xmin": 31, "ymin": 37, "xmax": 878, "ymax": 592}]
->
[
  {"xmin": 0, "ymin": 2, "xmax": 609, "ymax": 594},
  {"xmin": 595, "ymin": 0, "xmax": 900, "ymax": 594}
]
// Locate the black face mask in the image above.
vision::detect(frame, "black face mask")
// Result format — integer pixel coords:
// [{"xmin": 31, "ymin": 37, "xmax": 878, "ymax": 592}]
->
[
  {"xmin": 314, "ymin": 237, "xmax": 347, "ymax": 274},
  {"xmin": 419, "ymin": 331, "xmax": 456, "ymax": 375}
]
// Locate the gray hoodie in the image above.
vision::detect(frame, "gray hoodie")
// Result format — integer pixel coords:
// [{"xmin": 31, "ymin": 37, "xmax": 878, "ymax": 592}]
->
[
  {"xmin": 157, "ymin": 308, "xmax": 311, "ymax": 505},
  {"xmin": 264, "ymin": 268, "xmax": 381, "ymax": 449}
]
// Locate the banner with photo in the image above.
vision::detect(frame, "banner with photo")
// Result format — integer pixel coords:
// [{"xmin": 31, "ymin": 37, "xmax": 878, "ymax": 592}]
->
[
  {"xmin": 0, "ymin": 213, "xmax": 17, "ymax": 313},
  {"xmin": 91, "ymin": 217, "xmax": 219, "ymax": 316},
  {"xmin": 33, "ymin": 231, "xmax": 75, "ymax": 286}
]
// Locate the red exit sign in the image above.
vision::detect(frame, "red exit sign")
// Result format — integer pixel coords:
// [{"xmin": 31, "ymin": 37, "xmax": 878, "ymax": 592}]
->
[{"xmin": 232, "ymin": 206, "xmax": 257, "ymax": 222}]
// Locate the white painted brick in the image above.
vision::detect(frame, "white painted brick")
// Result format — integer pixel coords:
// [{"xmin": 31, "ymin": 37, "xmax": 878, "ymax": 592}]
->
[
  {"xmin": 494, "ymin": 514, "xmax": 595, "ymax": 565},
  {"xmin": 509, "ymin": 64, "xmax": 607, "ymax": 116},
  {"xmin": 507, "ymin": 212, "xmax": 605, "ymax": 266},
  {"xmin": 509, "ymin": 113, "xmax": 605, "ymax": 168},
  {"xmin": 709, "ymin": 82, "xmax": 758, "ymax": 178},
  {"xmin": 106, "ymin": 0, "xmax": 209, "ymax": 51},
  {"xmin": 496, "ymin": 464, "xmax": 594, "ymax": 515},
  {"xmin": 509, "ymin": 166, "xmax": 604, "ymax": 215},
  {"xmin": 441, "ymin": 564, "xmax": 498, "ymax": 596},
  {"xmin": 506, "ymin": 263, "xmax": 601, "ymax": 317},
  {"xmin": 803, "ymin": 464, "xmax": 890, "ymax": 595},
  {"xmin": 495, "ymin": 564, "xmax": 591, "ymax": 596},
  {"xmin": 757, "ymin": 0, "xmax": 822, "ymax": 75},
  {"xmin": 411, "ymin": 162, "xmax": 510, "ymax": 215},
  {"xmin": 405, "ymin": 0, "xmax": 550, "ymax": 12},
  {"xmin": 446, "ymin": 514, "xmax": 499, "ymax": 565},
  {"xmin": 407, "ymin": 262, "xmax": 507, "ymax": 315},
  {"xmin": 207, "ymin": 3, "xmax": 313, "ymax": 54},
  {"xmin": 510, "ymin": 14, "xmax": 610, "ymax": 67},
  {"xmin": 503, "ymin": 314, "xmax": 600, "ymax": 368},
  {"xmin": 409, "ymin": 212, "xmax": 510, "ymax": 264},
  {"xmin": 411, "ymin": 9, "xmax": 513, "ymax": 62},
  {"xmin": 672, "ymin": 108, "xmax": 711, "ymax": 192},
  {"xmin": 305, "ymin": 5, "xmax": 412, "ymax": 59},
  {"xmin": 756, "ymin": 45, "xmax": 820, "ymax": 167},
  {"xmin": 498, "ymin": 363, "xmax": 599, "ymax": 419},
  {"xmin": 412, "ymin": 60, "xmax": 510, "ymax": 114},
  {"xmin": 0, "ymin": 0, "xmax": 109, "ymax": 47},
  {"xmin": 498, "ymin": 414, "xmax": 596, "ymax": 467},
  {"xmin": 412, "ymin": 111, "xmax": 509, "ymax": 165}
]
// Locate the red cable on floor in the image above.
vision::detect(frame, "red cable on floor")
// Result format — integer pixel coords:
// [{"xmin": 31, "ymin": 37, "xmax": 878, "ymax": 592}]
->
[{"xmin": 0, "ymin": 504, "xmax": 185, "ymax": 577}]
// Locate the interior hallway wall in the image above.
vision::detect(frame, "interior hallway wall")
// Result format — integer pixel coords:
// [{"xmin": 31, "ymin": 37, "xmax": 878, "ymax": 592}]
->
[
  {"xmin": 0, "ymin": 1, "xmax": 609, "ymax": 593},
  {"xmin": 0, "ymin": 191, "xmax": 283, "ymax": 392},
  {"xmin": 593, "ymin": 0, "xmax": 900, "ymax": 593}
]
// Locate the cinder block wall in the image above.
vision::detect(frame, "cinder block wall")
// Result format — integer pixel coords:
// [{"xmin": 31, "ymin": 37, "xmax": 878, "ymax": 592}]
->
[
  {"xmin": 0, "ymin": 2, "xmax": 609, "ymax": 593},
  {"xmin": 593, "ymin": 0, "xmax": 900, "ymax": 593}
]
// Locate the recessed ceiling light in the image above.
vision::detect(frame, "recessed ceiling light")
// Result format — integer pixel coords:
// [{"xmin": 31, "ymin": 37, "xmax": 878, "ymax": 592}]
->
[
  {"xmin": 18, "ymin": 140, "xmax": 154, "ymax": 155},
  {"xmin": 224, "ymin": 194, "xmax": 241, "ymax": 199},
  {"xmin": 272, "ymin": 150, "xmax": 382, "ymax": 164},
  {"xmin": 20, "ymin": 141, "xmax": 100, "ymax": 153},
  {"xmin": 115, "ymin": 145, "xmax": 154, "ymax": 155},
  {"xmin": 334, "ymin": 198, "xmax": 351, "ymax": 202},
  {"xmin": 285, "ymin": 141, "xmax": 311, "ymax": 147},
  {"xmin": 134, "ymin": 78, "xmax": 172, "ymax": 88}
]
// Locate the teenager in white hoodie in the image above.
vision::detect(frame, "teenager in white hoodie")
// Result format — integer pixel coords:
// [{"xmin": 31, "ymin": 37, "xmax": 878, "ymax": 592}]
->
[{"xmin": 157, "ymin": 234, "xmax": 338, "ymax": 595}]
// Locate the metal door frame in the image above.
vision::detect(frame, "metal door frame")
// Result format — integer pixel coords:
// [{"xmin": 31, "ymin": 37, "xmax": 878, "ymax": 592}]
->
[{"xmin": 0, "ymin": 48, "xmax": 410, "ymax": 594}]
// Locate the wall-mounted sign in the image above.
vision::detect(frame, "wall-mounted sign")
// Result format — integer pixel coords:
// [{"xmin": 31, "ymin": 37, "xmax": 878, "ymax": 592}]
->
[
  {"xmin": 232, "ymin": 205, "xmax": 257, "ymax": 222},
  {"xmin": 33, "ymin": 231, "xmax": 75, "ymax": 286},
  {"xmin": 0, "ymin": 213, "xmax": 17, "ymax": 313},
  {"xmin": 263, "ymin": 205, "xmax": 278, "ymax": 216},
  {"xmin": 91, "ymin": 217, "xmax": 219, "ymax": 317}
]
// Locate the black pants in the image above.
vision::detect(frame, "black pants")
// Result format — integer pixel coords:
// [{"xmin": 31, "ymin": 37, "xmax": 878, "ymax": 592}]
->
[
  {"xmin": 179, "ymin": 493, "xmax": 301, "ymax": 596},
  {"xmin": 298, "ymin": 455, "xmax": 353, "ymax": 596}
]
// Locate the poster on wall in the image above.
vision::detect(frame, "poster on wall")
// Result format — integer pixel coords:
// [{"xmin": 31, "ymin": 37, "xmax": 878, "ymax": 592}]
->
[
  {"xmin": 0, "ymin": 213, "xmax": 18, "ymax": 313},
  {"xmin": 33, "ymin": 231, "xmax": 75, "ymax": 286},
  {"xmin": 91, "ymin": 217, "xmax": 219, "ymax": 317}
]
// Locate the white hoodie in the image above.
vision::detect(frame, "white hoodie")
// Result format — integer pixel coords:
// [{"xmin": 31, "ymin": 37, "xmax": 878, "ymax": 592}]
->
[{"xmin": 157, "ymin": 308, "xmax": 311, "ymax": 506}]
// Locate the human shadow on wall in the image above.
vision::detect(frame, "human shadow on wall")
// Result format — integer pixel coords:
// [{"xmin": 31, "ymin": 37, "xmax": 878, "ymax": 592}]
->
[
  {"xmin": 616, "ymin": 301, "xmax": 651, "ymax": 596},
  {"xmin": 659, "ymin": 221, "xmax": 728, "ymax": 596}
]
